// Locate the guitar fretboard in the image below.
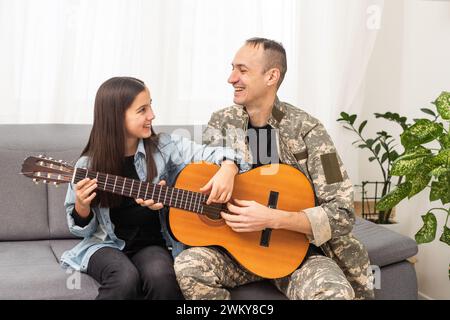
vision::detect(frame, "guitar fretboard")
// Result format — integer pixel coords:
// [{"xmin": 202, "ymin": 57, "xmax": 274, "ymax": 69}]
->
[{"xmin": 73, "ymin": 168, "xmax": 215, "ymax": 215}]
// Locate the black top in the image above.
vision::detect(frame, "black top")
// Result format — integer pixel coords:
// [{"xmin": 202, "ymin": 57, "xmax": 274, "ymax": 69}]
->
[
  {"xmin": 247, "ymin": 122, "xmax": 280, "ymax": 168},
  {"xmin": 71, "ymin": 156, "xmax": 165, "ymax": 255},
  {"xmin": 246, "ymin": 121, "xmax": 323, "ymax": 261}
]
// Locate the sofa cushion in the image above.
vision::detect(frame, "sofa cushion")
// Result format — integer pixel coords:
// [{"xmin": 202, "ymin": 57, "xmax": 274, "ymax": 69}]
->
[
  {"xmin": 0, "ymin": 240, "xmax": 98, "ymax": 299},
  {"xmin": 0, "ymin": 124, "xmax": 91, "ymax": 240},
  {"xmin": 50, "ymin": 239, "xmax": 82, "ymax": 261},
  {"xmin": 0, "ymin": 124, "xmax": 92, "ymax": 241},
  {"xmin": 353, "ymin": 217, "xmax": 418, "ymax": 267},
  {"xmin": 374, "ymin": 261, "xmax": 418, "ymax": 300}
]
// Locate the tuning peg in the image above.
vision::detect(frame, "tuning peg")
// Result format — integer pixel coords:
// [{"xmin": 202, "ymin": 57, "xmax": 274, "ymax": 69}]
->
[{"xmin": 43, "ymin": 180, "xmax": 47, "ymax": 184}]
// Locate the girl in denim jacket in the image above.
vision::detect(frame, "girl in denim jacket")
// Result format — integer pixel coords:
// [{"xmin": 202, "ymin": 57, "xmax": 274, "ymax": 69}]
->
[{"xmin": 61, "ymin": 77, "xmax": 247, "ymax": 300}]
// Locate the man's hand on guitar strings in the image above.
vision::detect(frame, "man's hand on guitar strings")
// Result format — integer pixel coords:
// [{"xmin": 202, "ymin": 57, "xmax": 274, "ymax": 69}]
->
[{"xmin": 221, "ymin": 199, "xmax": 277, "ymax": 232}]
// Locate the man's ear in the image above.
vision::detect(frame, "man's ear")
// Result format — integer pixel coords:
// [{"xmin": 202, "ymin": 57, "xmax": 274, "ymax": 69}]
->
[{"xmin": 266, "ymin": 68, "xmax": 281, "ymax": 87}]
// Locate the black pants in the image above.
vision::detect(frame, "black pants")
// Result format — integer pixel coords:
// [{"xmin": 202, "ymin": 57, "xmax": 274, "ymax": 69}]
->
[{"xmin": 87, "ymin": 245, "xmax": 184, "ymax": 300}]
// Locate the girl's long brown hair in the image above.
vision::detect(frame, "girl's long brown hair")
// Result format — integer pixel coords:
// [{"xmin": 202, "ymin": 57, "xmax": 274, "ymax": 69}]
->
[{"xmin": 81, "ymin": 77, "xmax": 159, "ymax": 208}]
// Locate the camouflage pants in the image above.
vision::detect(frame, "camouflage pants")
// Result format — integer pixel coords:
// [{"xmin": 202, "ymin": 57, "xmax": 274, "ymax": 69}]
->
[{"xmin": 174, "ymin": 247, "xmax": 355, "ymax": 300}]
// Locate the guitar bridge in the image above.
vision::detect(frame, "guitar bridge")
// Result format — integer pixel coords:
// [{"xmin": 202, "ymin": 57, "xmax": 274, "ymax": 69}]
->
[{"xmin": 260, "ymin": 191, "xmax": 279, "ymax": 247}]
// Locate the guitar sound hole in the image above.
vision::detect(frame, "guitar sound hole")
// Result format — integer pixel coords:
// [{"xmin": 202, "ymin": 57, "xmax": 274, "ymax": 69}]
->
[{"xmin": 203, "ymin": 203, "xmax": 226, "ymax": 221}]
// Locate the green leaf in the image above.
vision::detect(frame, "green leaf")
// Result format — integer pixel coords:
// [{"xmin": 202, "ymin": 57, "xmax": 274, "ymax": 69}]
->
[
  {"xmin": 358, "ymin": 144, "xmax": 367, "ymax": 149},
  {"xmin": 429, "ymin": 173, "xmax": 450, "ymax": 204},
  {"xmin": 407, "ymin": 170, "xmax": 432, "ymax": 198},
  {"xmin": 430, "ymin": 167, "xmax": 450, "ymax": 179},
  {"xmin": 400, "ymin": 119, "xmax": 444, "ymax": 149},
  {"xmin": 368, "ymin": 156, "xmax": 377, "ymax": 162},
  {"xmin": 358, "ymin": 120, "xmax": 367, "ymax": 135},
  {"xmin": 374, "ymin": 112, "xmax": 409, "ymax": 130},
  {"xmin": 438, "ymin": 133, "xmax": 450, "ymax": 149},
  {"xmin": 432, "ymin": 149, "xmax": 450, "ymax": 167},
  {"xmin": 391, "ymin": 154, "xmax": 430, "ymax": 176},
  {"xmin": 404, "ymin": 157, "xmax": 434, "ymax": 198},
  {"xmin": 381, "ymin": 152, "xmax": 389, "ymax": 164},
  {"xmin": 415, "ymin": 212, "xmax": 437, "ymax": 244},
  {"xmin": 366, "ymin": 139, "xmax": 375, "ymax": 148},
  {"xmin": 390, "ymin": 147, "xmax": 432, "ymax": 176},
  {"xmin": 338, "ymin": 112, "xmax": 349, "ymax": 122},
  {"xmin": 377, "ymin": 131, "xmax": 390, "ymax": 139},
  {"xmin": 389, "ymin": 150, "xmax": 400, "ymax": 162},
  {"xmin": 349, "ymin": 114, "xmax": 357, "ymax": 125},
  {"xmin": 401, "ymin": 145, "xmax": 432, "ymax": 159},
  {"xmin": 420, "ymin": 108, "xmax": 437, "ymax": 117},
  {"xmin": 435, "ymin": 91, "xmax": 450, "ymax": 120},
  {"xmin": 376, "ymin": 182, "xmax": 412, "ymax": 211},
  {"xmin": 439, "ymin": 225, "xmax": 450, "ymax": 246},
  {"xmin": 374, "ymin": 144, "xmax": 381, "ymax": 156},
  {"xmin": 380, "ymin": 141, "xmax": 389, "ymax": 152},
  {"xmin": 430, "ymin": 181, "xmax": 445, "ymax": 201}
]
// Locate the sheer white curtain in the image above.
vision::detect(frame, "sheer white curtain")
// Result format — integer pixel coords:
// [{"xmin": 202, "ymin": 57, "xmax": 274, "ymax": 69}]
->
[{"xmin": 0, "ymin": 0, "xmax": 383, "ymax": 132}]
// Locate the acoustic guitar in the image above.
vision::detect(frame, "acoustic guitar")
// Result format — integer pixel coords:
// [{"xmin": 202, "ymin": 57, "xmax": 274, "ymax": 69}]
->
[{"xmin": 21, "ymin": 155, "xmax": 315, "ymax": 279}]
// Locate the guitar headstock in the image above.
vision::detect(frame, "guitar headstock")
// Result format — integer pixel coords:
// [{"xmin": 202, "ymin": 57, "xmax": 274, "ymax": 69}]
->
[{"xmin": 21, "ymin": 155, "xmax": 74, "ymax": 186}]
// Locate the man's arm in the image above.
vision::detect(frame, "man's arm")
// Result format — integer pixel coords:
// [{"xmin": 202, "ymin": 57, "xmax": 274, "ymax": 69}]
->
[
  {"xmin": 299, "ymin": 121, "xmax": 355, "ymax": 246},
  {"xmin": 221, "ymin": 199, "xmax": 312, "ymax": 236},
  {"xmin": 221, "ymin": 122, "xmax": 354, "ymax": 246}
]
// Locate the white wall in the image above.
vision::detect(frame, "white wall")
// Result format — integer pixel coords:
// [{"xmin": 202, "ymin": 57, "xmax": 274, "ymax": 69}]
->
[{"xmin": 357, "ymin": 0, "xmax": 450, "ymax": 299}]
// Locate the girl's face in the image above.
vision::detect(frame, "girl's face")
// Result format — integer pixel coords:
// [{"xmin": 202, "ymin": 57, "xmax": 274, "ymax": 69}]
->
[{"xmin": 124, "ymin": 87, "xmax": 155, "ymax": 141}]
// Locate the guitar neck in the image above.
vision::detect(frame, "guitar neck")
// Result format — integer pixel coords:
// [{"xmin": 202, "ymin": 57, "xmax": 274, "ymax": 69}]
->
[{"xmin": 73, "ymin": 168, "xmax": 209, "ymax": 215}]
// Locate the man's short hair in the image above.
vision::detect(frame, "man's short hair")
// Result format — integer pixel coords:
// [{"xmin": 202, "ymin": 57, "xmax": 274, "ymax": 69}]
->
[{"xmin": 245, "ymin": 37, "xmax": 287, "ymax": 88}]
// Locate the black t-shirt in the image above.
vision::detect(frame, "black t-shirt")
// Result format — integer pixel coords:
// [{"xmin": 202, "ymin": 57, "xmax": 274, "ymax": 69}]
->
[
  {"xmin": 71, "ymin": 156, "xmax": 166, "ymax": 255},
  {"xmin": 246, "ymin": 121, "xmax": 323, "ymax": 261},
  {"xmin": 247, "ymin": 122, "xmax": 280, "ymax": 168}
]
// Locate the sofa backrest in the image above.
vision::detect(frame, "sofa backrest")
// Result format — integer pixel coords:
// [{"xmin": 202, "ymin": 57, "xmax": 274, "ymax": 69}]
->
[
  {"xmin": 0, "ymin": 124, "xmax": 203, "ymax": 241},
  {"xmin": 0, "ymin": 125, "xmax": 91, "ymax": 240}
]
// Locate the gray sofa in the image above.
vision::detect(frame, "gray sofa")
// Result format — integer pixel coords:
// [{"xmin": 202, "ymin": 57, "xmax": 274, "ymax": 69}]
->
[{"xmin": 0, "ymin": 124, "xmax": 419, "ymax": 300}]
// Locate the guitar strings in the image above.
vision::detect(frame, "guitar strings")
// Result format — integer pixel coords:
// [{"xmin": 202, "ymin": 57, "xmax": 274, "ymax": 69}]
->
[
  {"xmin": 74, "ymin": 171, "xmax": 227, "ymax": 219},
  {"xmin": 42, "ymin": 165, "xmax": 228, "ymax": 219}
]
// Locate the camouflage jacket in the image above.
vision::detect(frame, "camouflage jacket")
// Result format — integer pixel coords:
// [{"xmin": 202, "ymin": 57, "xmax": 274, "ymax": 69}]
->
[{"xmin": 203, "ymin": 97, "xmax": 374, "ymax": 300}]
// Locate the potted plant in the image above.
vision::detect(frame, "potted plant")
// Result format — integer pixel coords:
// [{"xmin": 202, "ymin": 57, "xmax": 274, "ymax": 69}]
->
[
  {"xmin": 337, "ymin": 110, "xmax": 407, "ymax": 224},
  {"xmin": 375, "ymin": 91, "xmax": 450, "ymax": 249}
]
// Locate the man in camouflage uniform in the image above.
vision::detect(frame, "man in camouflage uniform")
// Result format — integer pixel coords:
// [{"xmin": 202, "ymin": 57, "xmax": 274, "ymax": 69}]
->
[{"xmin": 174, "ymin": 38, "xmax": 374, "ymax": 300}]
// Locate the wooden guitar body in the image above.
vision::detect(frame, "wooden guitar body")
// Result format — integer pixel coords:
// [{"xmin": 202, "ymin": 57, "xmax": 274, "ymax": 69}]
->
[{"xmin": 169, "ymin": 163, "xmax": 315, "ymax": 279}]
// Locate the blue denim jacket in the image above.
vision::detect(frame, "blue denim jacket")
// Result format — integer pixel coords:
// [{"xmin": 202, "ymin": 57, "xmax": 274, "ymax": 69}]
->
[{"xmin": 60, "ymin": 133, "xmax": 249, "ymax": 272}]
